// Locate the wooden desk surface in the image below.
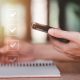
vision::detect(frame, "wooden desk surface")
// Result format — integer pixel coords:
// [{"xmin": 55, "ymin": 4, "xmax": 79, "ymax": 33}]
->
[{"xmin": 0, "ymin": 62, "xmax": 80, "ymax": 80}]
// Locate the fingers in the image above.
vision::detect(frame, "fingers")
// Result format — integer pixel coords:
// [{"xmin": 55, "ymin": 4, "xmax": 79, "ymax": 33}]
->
[
  {"xmin": 0, "ymin": 45, "xmax": 8, "ymax": 54},
  {"xmin": 4, "ymin": 37, "xmax": 19, "ymax": 45},
  {"xmin": 50, "ymin": 37, "xmax": 65, "ymax": 48},
  {"xmin": 0, "ymin": 37, "xmax": 19, "ymax": 54},
  {"xmin": 50, "ymin": 35, "xmax": 79, "ymax": 52},
  {"xmin": 48, "ymin": 29, "xmax": 80, "ymax": 44}
]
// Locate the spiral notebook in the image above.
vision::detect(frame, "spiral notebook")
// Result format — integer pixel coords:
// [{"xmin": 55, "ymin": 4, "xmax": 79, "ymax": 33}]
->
[{"xmin": 0, "ymin": 60, "xmax": 60, "ymax": 78}]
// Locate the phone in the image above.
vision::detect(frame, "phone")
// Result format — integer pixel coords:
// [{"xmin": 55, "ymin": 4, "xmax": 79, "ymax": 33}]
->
[{"xmin": 32, "ymin": 23, "xmax": 69, "ymax": 43}]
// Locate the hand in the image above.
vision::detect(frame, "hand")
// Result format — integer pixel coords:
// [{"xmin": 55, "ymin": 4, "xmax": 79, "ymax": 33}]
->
[
  {"xmin": 0, "ymin": 37, "xmax": 36, "ymax": 63},
  {"xmin": 48, "ymin": 29, "xmax": 80, "ymax": 61}
]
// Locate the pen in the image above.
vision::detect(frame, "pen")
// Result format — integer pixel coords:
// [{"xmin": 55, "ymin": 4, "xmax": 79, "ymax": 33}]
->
[{"xmin": 32, "ymin": 23, "xmax": 69, "ymax": 43}]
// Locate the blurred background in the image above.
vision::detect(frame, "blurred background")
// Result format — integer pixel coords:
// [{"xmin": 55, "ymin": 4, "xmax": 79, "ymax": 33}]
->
[{"xmin": 0, "ymin": 0, "xmax": 80, "ymax": 43}]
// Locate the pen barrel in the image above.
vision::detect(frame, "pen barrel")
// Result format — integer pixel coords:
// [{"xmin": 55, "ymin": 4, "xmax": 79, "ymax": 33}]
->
[
  {"xmin": 49, "ymin": 35, "xmax": 69, "ymax": 43},
  {"xmin": 32, "ymin": 23, "xmax": 69, "ymax": 43}
]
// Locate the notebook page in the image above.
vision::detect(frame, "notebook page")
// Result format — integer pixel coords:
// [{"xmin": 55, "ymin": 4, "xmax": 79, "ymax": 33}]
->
[{"xmin": 0, "ymin": 60, "xmax": 60, "ymax": 78}]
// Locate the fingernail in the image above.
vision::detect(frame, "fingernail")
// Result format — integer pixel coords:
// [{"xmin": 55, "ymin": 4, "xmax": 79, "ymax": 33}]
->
[{"xmin": 48, "ymin": 28, "xmax": 54, "ymax": 35}]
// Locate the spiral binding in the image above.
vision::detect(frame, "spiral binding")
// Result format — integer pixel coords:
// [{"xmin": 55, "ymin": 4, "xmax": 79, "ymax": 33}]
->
[{"xmin": 0, "ymin": 61, "xmax": 53, "ymax": 67}]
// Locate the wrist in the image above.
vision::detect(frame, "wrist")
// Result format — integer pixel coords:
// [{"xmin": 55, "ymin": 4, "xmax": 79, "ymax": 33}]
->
[
  {"xmin": 33, "ymin": 44, "xmax": 45, "ymax": 60},
  {"xmin": 33, "ymin": 44, "xmax": 54, "ymax": 60}
]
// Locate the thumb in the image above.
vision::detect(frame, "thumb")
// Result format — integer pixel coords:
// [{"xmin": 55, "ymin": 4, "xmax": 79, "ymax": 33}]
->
[{"xmin": 48, "ymin": 29, "xmax": 80, "ymax": 42}]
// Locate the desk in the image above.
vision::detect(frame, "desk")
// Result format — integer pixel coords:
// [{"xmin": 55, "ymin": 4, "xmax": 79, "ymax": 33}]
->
[{"xmin": 0, "ymin": 62, "xmax": 80, "ymax": 80}]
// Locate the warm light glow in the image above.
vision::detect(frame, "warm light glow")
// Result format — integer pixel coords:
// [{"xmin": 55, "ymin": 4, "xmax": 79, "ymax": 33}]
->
[
  {"xmin": 31, "ymin": 0, "xmax": 48, "ymax": 43},
  {"xmin": 0, "ymin": 3, "xmax": 27, "ymax": 40},
  {"xmin": 0, "ymin": 27, "xmax": 4, "ymax": 47}
]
